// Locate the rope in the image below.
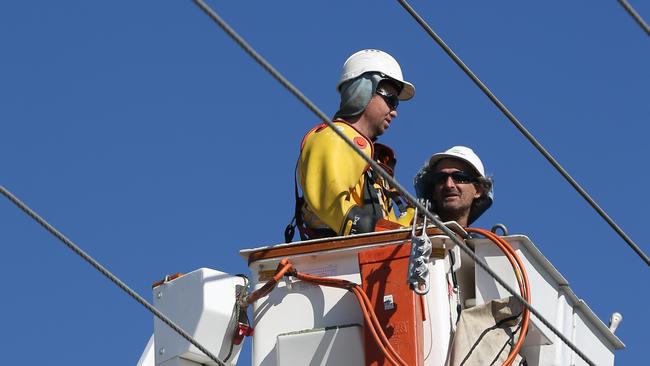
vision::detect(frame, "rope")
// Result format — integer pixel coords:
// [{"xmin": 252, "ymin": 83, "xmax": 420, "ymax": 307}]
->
[
  {"xmin": 191, "ymin": 1, "xmax": 597, "ymax": 364},
  {"xmin": 395, "ymin": 0, "xmax": 649, "ymax": 267},
  {"xmin": 618, "ymin": 0, "xmax": 650, "ymax": 36},
  {"xmin": 0, "ymin": 186, "xmax": 227, "ymax": 366}
]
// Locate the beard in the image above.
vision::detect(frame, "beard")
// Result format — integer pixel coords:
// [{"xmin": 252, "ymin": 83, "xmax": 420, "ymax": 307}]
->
[{"xmin": 435, "ymin": 201, "xmax": 472, "ymax": 223}]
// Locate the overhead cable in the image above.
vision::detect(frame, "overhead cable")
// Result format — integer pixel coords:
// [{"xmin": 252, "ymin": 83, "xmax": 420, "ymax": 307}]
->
[
  {"xmin": 618, "ymin": 0, "xmax": 650, "ymax": 36},
  {"xmin": 396, "ymin": 0, "xmax": 649, "ymax": 266},
  {"xmin": 0, "ymin": 186, "xmax": 227, "ymax": 366},
  {"xmin": 191, "ymin": 1, "xmax": 596, "ymax": 364}
]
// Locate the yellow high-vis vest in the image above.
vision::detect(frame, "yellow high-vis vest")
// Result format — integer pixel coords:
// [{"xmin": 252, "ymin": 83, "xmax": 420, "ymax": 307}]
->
[{"xmin": 298, "ymin": 121, "xmax": 412, "ymax": 237}]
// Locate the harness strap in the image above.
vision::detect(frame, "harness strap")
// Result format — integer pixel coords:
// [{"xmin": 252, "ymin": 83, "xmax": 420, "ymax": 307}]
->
[
  {"xmin": 285, "ymin": 163, "xmax": 400, "ymax": 242},
  {"xmin": 284, "ymin": 161, "xmax": 307, "ymax": 243}
]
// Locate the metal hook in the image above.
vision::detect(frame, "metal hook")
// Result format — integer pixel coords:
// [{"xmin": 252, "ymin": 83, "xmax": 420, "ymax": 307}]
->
[
  {"xmin": 491, "ymin": 223, "xmax": 509, "ymax": 236},
  {"xmin": 414, "ymin": 282, "xmax": 429, "ymax": 295}
]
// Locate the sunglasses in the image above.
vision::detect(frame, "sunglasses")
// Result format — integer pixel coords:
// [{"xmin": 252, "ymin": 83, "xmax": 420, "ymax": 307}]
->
[
  {"xmin": 376, "ymin": 88, "xmax": 399, "ymax": 110},
  {"xmin": 430, "ymin": 171, "xmax": 477, "ymax": 185}
]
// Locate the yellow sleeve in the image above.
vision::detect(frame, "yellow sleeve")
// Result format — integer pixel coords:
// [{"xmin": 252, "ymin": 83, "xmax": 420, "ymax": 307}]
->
[
  {"xmin": 299, "ymin": 122, "xmax": 372, "ymax": 234},
  {"xmin": 395, "ymin": 206, "xmax": 415, "ymax": 227}
]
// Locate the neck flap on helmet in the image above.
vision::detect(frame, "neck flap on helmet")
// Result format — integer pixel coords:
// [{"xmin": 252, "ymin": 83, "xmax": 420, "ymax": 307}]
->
[{"xmin": 334, "ymin": 72, "xmax": 384, "ymax": 120}]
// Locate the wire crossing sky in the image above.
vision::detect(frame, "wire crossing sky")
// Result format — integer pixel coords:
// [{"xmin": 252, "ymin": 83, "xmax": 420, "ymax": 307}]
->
[
  {"xmin": 0, "ymin": 186, "xmax": 227, "ymax": 365},
  {"xmin": 618, "ymin": 0, "xmax": 650, "ymax": 36},
  {"xmin": 396, "ymin": 0, "xmax": 649, "ymax": 266}
]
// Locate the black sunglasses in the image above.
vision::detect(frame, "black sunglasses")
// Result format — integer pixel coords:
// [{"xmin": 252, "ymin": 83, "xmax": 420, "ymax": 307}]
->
[
  {"xmin": 376, "ymin": 88, "xmax": 399, "ymax": 110},
  {"xmin": 430, "ymin": 171, "xmax": 477, "ymax": 185}
]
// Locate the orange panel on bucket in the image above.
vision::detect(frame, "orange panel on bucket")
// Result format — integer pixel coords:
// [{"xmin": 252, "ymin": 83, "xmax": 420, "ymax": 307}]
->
[{"xmin": 358, "ymin": 244, "xmax": 424, "ymax": 366}]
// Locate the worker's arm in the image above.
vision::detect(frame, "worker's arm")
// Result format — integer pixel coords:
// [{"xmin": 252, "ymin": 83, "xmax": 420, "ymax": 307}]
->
[{"xmin": 300, "ymin": 123, "xmax": 373, "ymax": 235}]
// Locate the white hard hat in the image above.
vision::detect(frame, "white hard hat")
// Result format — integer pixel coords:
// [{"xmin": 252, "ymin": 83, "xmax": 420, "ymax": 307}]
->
[
  {"xmin": 428, "ymin": 146, "xmax": 486, "ymax": 177},
  {"xmin": 414, "ymin": 146, "xmax": 494, "ymax": 225},
  {"xmin": 337, "ymin": 49, "xmax": 415, "ymax": 100}
]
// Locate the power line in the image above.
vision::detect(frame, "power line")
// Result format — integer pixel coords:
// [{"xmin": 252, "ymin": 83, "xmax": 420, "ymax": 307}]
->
[
  {"xmin": 0, "ymin": 186, "xmax": 227, "ymax": 366},
  {"xmin": 396, "ymin": 0, "xmax": 650, "ymax": 267},
  {"xmin": 191, "ymin": 1, "xmax": 597, "ymax": 364},
  {"xmin": 618, "ymin": 0, "xmax": 650, "ymax": 36}
]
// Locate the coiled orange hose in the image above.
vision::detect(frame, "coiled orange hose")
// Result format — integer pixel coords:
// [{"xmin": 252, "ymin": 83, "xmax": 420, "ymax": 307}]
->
[{"xmin": 466, "ymin": 228, "xmax": 531, "ymax": 366}]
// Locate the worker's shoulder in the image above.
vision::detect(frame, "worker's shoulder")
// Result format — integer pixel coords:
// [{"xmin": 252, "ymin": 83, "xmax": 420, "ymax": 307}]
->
[{"xmin": 301, "ymin": 121, "xmax": 372, "ymax": 153}]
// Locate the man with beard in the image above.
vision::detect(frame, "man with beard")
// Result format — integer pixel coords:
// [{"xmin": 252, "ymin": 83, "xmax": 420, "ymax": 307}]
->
[{"xmin": 414, "ymin": 146, "xmax": 493, "ymax": 227}]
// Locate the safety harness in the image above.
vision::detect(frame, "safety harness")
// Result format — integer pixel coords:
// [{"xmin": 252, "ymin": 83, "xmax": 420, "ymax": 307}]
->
[{"xmin": 284, "ymin": 142, "xmax": 405, "ymax": 243}]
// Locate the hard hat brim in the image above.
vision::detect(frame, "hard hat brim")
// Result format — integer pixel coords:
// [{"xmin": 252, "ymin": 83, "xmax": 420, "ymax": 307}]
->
[
  {"xmin": 428, "ymin": 152, "xmax": 484, "ymax": 177},
  {"xmin": 337, "ymin": 75, "xmax": 415, "ymax": 101},
  {"xmin": 397, "ymin": 80, "xmax": 415, "ymax": 100}
]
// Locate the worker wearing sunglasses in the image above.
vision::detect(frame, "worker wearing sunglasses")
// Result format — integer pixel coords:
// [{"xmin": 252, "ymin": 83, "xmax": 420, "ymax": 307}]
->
[
  {"xmin": 414, "ymin": 146, "xmax": 494, "ymax": 228},
  {"xmin": 286, "ymin": 49, "xmax": 415, "ymax": 241}
]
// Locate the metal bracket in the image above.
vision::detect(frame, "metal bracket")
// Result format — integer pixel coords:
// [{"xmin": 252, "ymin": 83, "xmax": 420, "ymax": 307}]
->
[{"xmin": 407, "ymin": 203, "xmax": 433, "ymax": 295}]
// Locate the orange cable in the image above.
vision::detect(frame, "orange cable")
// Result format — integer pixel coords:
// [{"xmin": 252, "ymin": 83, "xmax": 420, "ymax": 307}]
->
[
  {"xmin": 466, "ymin": 228, "xmax": 531, "ymax": 366},
  {"xmin": 247, "ymin": 259, "xmax": 408, "ymax": 366},
  {"xmin": 350, "ymin": 286, "xmax": 403, "ymax": 366},
  {"xmin": 354, "ymin": 284, "xmax": 409, "ymax": 365},
  {"xmin": 245, "ymin": 258, "xmax": 294, "ymax": 304},
  {"xmin": 467, "ymin": 228, "xmax": 529, "ymax": 366},
  {"xmin": 296, "ymin": 271, "xmax": 407, "ymax": 366},
  {"xmin": 351, "ymin": 286, "xmax": 409, "ymax": 366},
  {"xmin": 490, "ymin": 232, "xmax": 531, "ymax": 366},
  {"xmin": 473, "ymin": 229, "xmax": 531, "ymax": 366}
]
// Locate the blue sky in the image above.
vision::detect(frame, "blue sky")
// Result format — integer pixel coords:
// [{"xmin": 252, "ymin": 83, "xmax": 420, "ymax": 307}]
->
[{"xmin": 1, "ymin": 1, "xmax": 648, "ymax": 365}]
